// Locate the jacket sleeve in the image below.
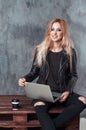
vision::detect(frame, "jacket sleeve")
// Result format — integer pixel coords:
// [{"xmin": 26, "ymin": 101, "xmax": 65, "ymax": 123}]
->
[
  {"xmin": 66, "ymin": 49, "xmax": 78, "ymax": 93},
  {"xmin": 24, "ymin": 54, "xmax": 40, "ymax": 82}
]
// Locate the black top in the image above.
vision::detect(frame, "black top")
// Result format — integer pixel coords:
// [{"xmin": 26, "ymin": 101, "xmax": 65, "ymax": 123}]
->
[{"xmin": 47, "ymin": 50, "xmax": 63, "ymax": 92}]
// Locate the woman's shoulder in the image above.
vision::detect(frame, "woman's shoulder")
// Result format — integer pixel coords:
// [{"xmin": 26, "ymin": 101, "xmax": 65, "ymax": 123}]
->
[
  {"xmin": 72, "ymin": 48, "xmax": 76, "ymax": 52},
  {"xmin": 71, "ymin": 48, "xmax": 77, "ymax": 61},
  {"xmin": 71, "ymin": 48, "xmax": 77, "ymax": 55}
]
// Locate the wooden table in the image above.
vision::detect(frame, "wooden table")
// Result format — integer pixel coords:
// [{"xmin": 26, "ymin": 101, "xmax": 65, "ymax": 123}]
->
[{"xmin": 0, "ymin": 95, "xmax": 80, "ymax": 130}]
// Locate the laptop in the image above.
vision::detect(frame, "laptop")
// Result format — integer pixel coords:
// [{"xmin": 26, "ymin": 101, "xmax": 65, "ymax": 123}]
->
[{"xmin": 24, "ymin": 82, "xmax": 61, "ymax": 103}]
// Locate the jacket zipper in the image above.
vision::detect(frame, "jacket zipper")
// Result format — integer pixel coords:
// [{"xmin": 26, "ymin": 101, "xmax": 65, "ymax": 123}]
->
[
  {"xmin": 58, "ymin": 59, "xmax": 68, "ymax": 92},
  {"xmin": 58, "ymin": 59, "xmax": 68, "ymax": 74},
  {"xmin": 45, "ymin": 61, "xmax": 49, "ymax": 81}
]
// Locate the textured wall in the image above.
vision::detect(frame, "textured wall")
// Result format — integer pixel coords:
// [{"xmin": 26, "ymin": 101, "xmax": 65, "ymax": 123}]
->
[{"xmin": 0, "ymin": 0, "xmax": 86, "ymax": 116}]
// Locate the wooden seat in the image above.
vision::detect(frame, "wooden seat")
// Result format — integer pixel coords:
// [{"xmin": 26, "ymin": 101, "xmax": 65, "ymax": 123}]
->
[{"xmin": 0, "ymin": 95, "xmax": 80, "ymax": 130}]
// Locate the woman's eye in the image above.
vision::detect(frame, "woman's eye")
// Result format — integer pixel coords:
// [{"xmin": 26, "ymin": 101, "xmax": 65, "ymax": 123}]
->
[
  {"xmin": 57, "ymin": 29, "xmax": 61, "ymax": 31},
  {"xmin": 51, "ymin": 28, "xmax": 62, "ymax": 31},
  {"xmin": 51, "ymin": 28, "xmax": 54, "ymax": 31}
]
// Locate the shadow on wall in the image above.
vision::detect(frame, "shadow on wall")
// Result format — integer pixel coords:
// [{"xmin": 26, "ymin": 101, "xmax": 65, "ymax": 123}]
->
[{"xmin": 80, "ymin": 108, "xmax": 86, "ymax": 118}]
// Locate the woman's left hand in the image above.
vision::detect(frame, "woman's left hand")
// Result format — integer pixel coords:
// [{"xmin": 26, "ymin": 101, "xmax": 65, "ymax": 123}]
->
[{"xmin": 59, "ymin": 91, "xmax": 70, "ymax": 102}]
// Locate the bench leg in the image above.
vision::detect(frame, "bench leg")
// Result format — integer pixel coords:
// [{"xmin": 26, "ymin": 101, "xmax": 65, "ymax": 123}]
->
[
  {"xmin": 65, "ymin": 115, "xmax": 80, "ymax": 130},
  {"xmin": 13, "ymin": 114, "xmax": 27, "ymax": 130},
  {"xmin": 13, "ymin": 114, "xmax": 27, "ymax": 122}
]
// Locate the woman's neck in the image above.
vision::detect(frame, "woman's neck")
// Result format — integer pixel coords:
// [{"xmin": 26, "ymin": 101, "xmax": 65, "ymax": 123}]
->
[{"xmin": 50, "ymin": 42, "xmax": 63, "ymax": 52}]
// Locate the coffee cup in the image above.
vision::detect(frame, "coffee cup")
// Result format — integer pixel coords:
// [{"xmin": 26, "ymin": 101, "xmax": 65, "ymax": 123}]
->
[{"xmin": 11, "ymin": 98, "xmax": 20, "ymax": 110}]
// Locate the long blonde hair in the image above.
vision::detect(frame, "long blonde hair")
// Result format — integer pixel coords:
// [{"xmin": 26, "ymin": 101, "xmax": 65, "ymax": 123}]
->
[{"xmin": 34, "ymin": 18, "xmax": 74, "ymax": 69}]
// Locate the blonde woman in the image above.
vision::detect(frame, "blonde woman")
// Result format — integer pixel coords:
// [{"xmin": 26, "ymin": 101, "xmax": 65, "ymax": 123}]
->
[{"xmin": 18, "ymin": 18, "xmax": 86, "ymax": 130}]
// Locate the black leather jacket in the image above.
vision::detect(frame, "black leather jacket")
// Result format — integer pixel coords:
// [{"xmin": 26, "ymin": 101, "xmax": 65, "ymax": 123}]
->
[{"xmin": 24, "ymin": 49, "xmax": 78, "ymax": 93}]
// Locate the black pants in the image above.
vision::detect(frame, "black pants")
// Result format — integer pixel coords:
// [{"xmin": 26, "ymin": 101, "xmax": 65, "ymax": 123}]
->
[{"xmin": 32, "ymin": 93, "xmax": 86, "ymax": 130}]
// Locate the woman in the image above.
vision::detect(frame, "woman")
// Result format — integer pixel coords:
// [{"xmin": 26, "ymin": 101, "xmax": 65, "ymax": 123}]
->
[{"xmin": 18, "ymin": 18, "xmax": 86, "ymax": 130}]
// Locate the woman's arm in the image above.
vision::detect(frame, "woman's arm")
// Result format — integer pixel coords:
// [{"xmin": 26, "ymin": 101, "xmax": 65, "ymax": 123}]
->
[
  {"xmin": 18, "ymin": 50, "xmax": 40, "ymax": 87},
  {"xmin": 66, "ymin": 49, "xmax": 78, "ymax": 93},
  {"xmin": 24, "ymin": 63, "xmax": 40, "ymax": 82}
]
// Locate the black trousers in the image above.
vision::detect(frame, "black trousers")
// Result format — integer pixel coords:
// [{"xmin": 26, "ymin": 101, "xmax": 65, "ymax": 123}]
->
[{"xmin": 32, "ymin": 93, "xmax": 86, "ymax": 130}]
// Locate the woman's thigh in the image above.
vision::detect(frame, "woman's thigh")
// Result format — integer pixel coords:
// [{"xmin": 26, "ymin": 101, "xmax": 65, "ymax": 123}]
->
[{"xmin": 65, "ymin": 93, "xmax": 86, "ymax": 108}]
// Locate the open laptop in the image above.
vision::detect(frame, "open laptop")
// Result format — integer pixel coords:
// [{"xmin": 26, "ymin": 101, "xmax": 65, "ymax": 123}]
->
[{"xmin": 24, "ymin": 82, "xmax": 61, "ymax": 103}]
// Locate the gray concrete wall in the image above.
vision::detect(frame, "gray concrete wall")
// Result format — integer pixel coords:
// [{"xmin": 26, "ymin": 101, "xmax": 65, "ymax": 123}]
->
[{"xmin": 0, "ymin": 0, "xmax": 86, "ymax": 116}]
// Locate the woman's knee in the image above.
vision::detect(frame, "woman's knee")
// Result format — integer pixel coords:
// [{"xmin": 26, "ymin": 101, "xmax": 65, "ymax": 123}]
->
[
  {"xmin": 34, "ymin": 101, "xmax": 47, "ymax": 114},
  {"xmin": 34, "ymin": 101, "xmax": 45, "ymax": 107},
  {"xmin": 78, "ymin": 96, "xmax": 86, "ymax": 105}
]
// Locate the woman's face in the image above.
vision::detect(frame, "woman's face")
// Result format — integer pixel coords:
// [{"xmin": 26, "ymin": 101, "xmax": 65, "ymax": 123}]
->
[{"xmin": 50, "ymin": 22, "xmax": 63, "ymax": 42}]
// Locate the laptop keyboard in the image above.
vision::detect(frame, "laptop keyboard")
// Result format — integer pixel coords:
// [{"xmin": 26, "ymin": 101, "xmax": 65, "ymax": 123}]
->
[{"xmin": 52, "ymin": 92, "xmax": 61, "ymax": 99}]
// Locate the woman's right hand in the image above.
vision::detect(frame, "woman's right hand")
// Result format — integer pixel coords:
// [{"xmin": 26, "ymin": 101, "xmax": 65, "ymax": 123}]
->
[{"xmin": 18, "ymin": 78, "xmax": 26, "ymax": 87}]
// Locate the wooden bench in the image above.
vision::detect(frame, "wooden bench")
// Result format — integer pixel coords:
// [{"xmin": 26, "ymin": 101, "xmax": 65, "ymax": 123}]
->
[{"xmin": 0, "ymin": 95, "xmax": 80, "ymax": 130}]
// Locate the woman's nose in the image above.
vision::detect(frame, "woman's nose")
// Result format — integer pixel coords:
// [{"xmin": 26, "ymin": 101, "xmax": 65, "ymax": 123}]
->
[{"xmin": 53, "ymin": 30, "xmax": 57, "ymax": 35}]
